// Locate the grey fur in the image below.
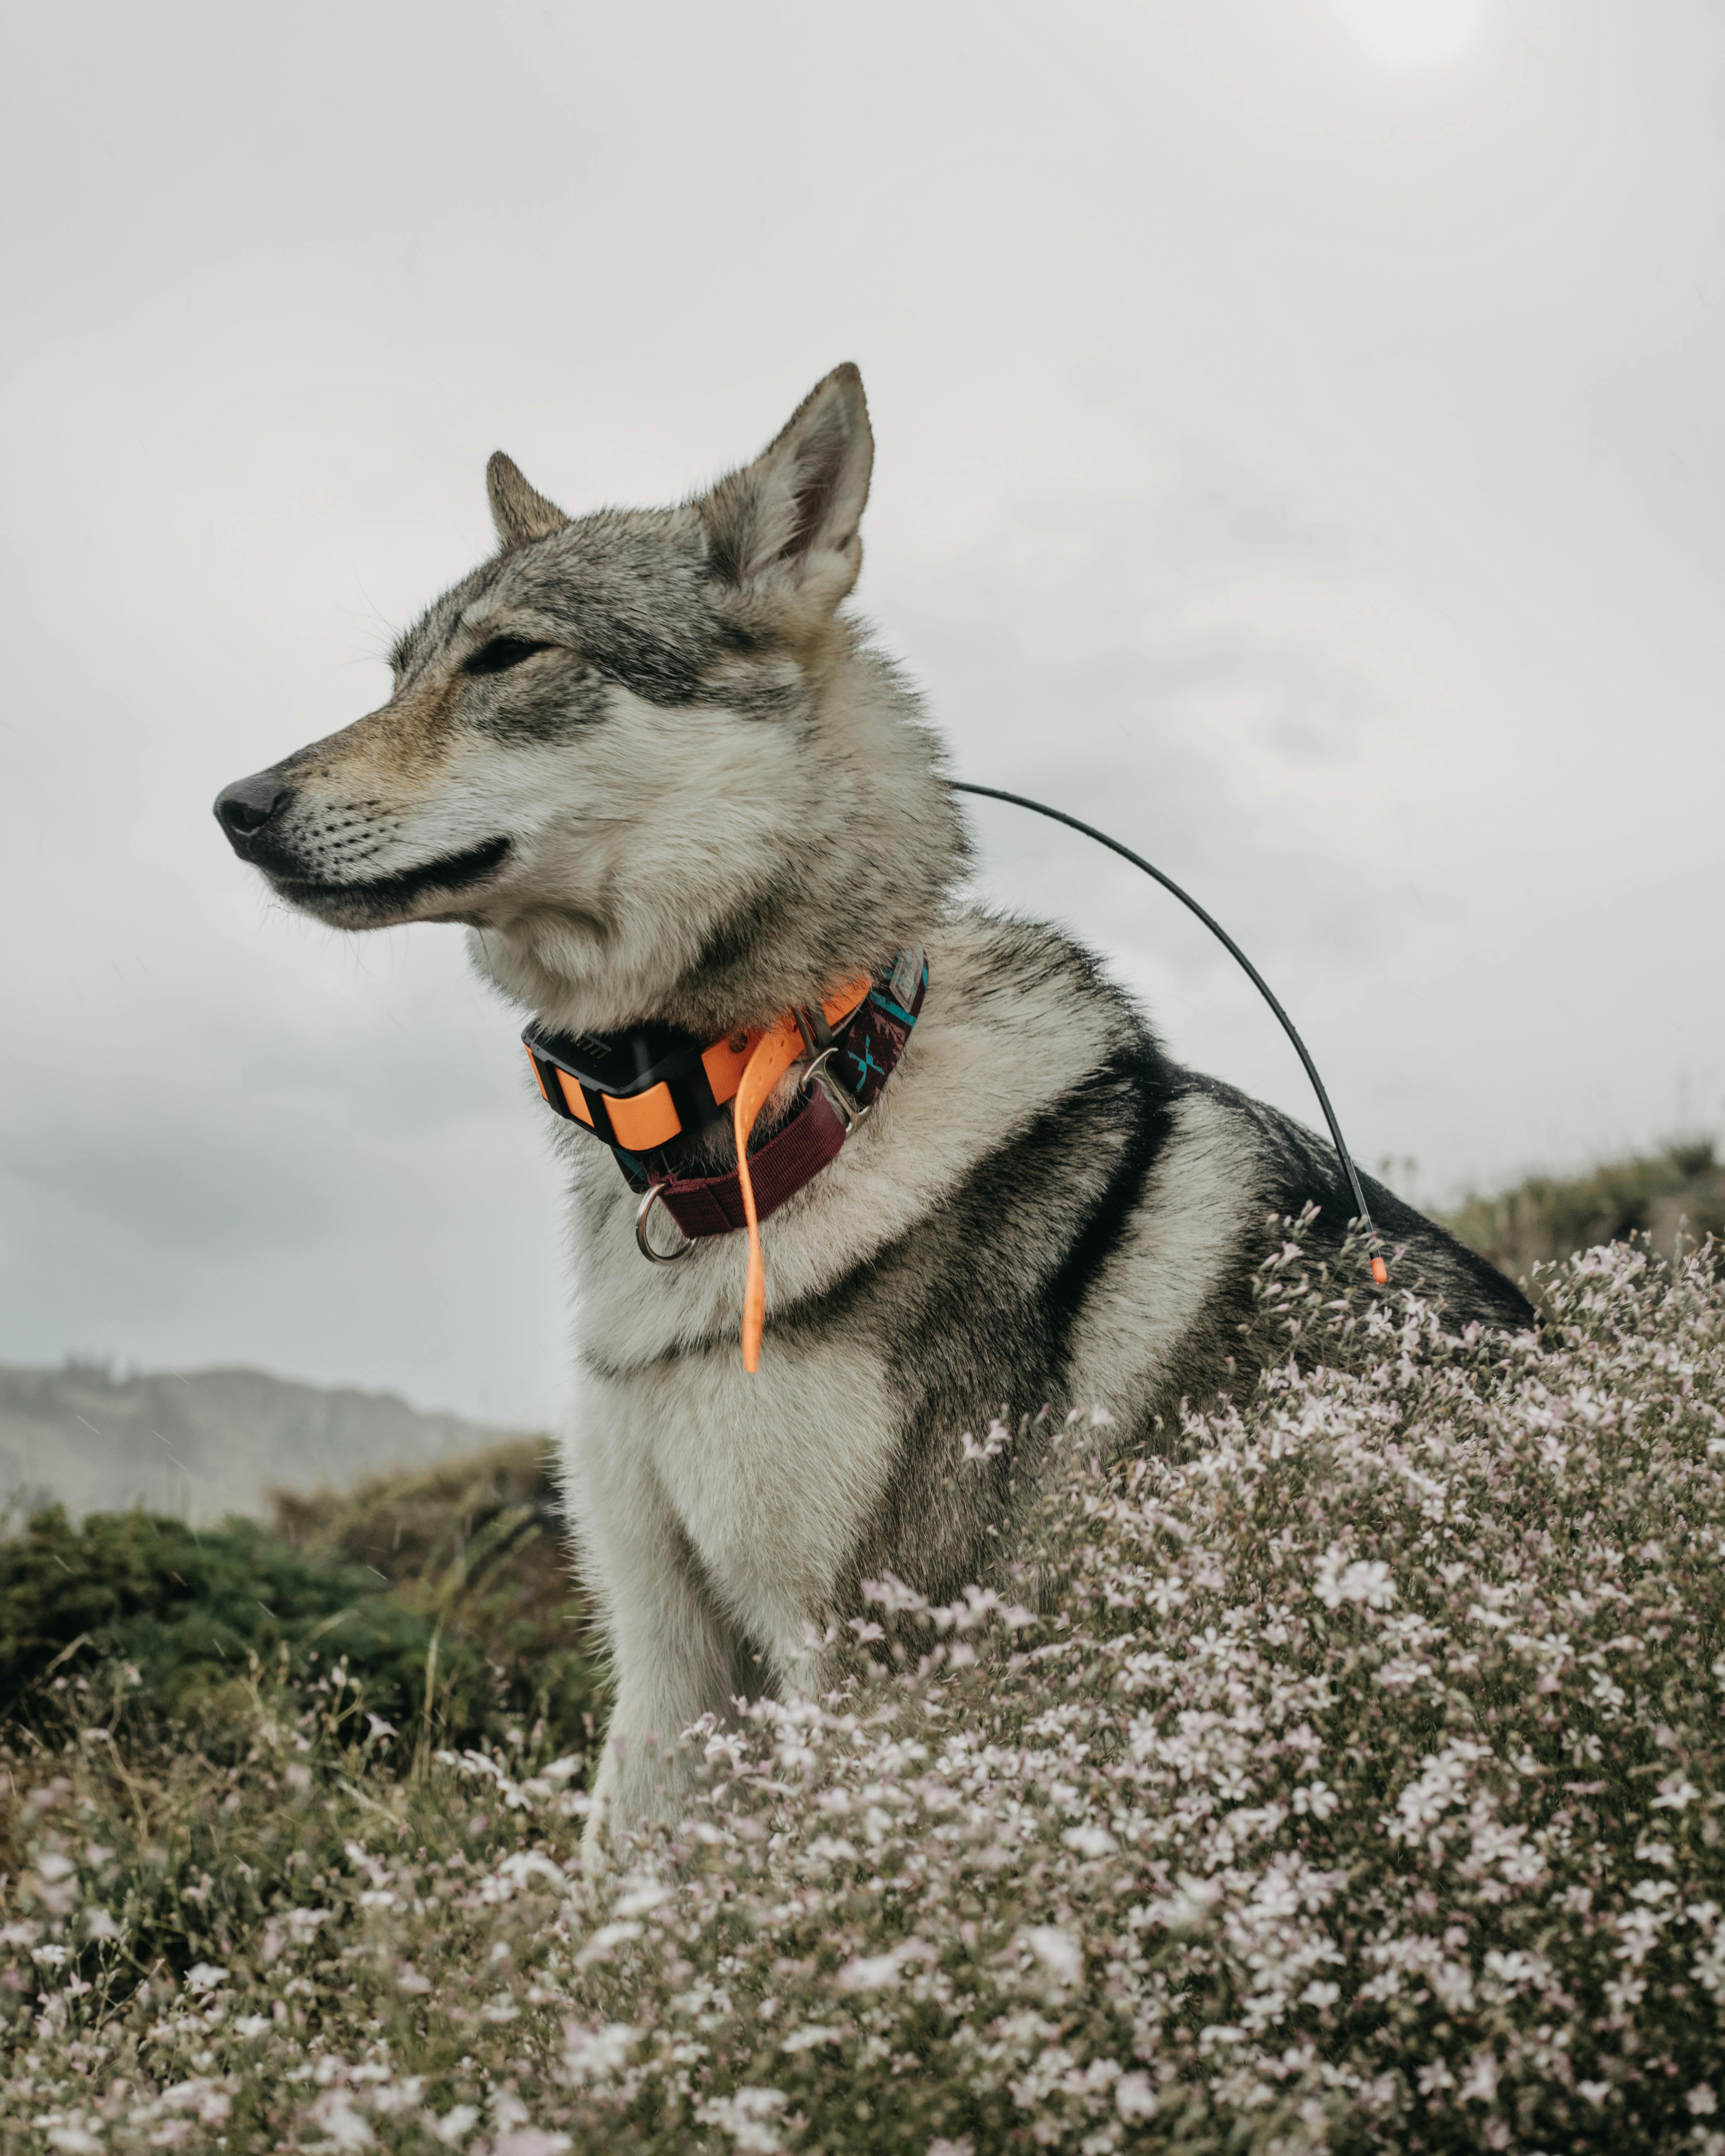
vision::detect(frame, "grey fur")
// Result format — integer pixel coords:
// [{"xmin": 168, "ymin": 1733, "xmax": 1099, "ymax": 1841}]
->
[{"xmin": 214, "ymin": 364, "xmax": 1533, "ymax": 1859}]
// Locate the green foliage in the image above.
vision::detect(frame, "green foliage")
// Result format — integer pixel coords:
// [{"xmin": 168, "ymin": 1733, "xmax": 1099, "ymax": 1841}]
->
[
  {"xmin": 1445, "ymin": 1137, "xmax": 1725, "ymax": 1275},
  {"xmin": 0, "ymin": 1506, "xmax": 428, "ymax": 1731},
  {"xmin": 0, "ymin": 1437, "xmax": 603, "ymax": 1755}
]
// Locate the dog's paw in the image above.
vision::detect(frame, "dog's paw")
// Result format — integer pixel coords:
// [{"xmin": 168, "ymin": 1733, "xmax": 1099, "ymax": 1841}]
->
[{"xmin": 578, "ymin": 1793, "xmax": 613, "ymax": 1881}]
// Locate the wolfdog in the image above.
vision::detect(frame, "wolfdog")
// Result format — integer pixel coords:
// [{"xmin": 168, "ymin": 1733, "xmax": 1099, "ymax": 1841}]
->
[{"xmin": 216, "ymin": 364, "xmax": 1531, "ymax": 1851}]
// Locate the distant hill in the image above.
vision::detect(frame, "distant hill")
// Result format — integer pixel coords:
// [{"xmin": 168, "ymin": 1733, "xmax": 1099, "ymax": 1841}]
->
[{"xmin": 0, "ymin": 1358, "xmax": 522, "ymax": 1525}]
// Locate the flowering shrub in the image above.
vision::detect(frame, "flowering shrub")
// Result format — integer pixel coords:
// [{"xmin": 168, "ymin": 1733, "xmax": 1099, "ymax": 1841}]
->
[{"xmin": 4, "ymin": 1236, "xmax": 1723, "ymax": 2152}]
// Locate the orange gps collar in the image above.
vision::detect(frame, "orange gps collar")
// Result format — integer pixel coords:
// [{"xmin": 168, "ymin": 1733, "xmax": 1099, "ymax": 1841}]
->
[
  {"xmin": 524, "ymin": 950, "xmax": 928, "ymax": 1371},
  {"xmin": 525, "ymin": 982, "xmax": 866, "ymax": 1156}
]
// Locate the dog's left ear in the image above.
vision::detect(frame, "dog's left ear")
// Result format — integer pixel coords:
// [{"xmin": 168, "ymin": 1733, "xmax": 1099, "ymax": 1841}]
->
[
  {"xmin": 700, "ymin": 364, "xmax": 874, "ymax": 631},
  {"xmin": 487, "ymin": 451, "xmax": 570, "ymax": 548}
]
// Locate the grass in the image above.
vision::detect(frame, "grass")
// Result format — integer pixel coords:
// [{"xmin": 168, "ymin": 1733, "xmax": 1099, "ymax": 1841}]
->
[
  {"xmin": 271, "ymin": 1439, "xmax": 602, "ymax": 1759},
  {"xmin": 3, "ymin": 1170, "xmax": 1724, "ymax": 2151}
]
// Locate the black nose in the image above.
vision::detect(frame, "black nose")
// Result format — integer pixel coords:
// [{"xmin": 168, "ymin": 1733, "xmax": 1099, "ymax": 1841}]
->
[{"xmin": 214, "ymin": 770, "xmax": 292, "ymax": 846}]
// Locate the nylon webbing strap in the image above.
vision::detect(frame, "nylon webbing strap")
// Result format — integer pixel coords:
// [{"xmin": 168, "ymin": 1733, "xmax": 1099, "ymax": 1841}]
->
[
  {"xmin": 655, "ymin": 1086, "xmax": 848, "ymax": 1238},
  {"xmin": 642, "ymin": 949, "xmax": 927, "ymax": 1241}
]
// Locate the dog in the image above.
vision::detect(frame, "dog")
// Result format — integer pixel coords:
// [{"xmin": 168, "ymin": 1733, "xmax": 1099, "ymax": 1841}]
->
[{"xmin": 215, "ymin": 364, "xmax": 1532, "ymax": 1853}]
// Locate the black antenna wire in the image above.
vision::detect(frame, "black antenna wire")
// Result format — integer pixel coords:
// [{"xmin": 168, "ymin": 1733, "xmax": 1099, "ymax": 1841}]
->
[{"xmin": 952, "ymin": 781, "xmax": 1385, "ymax": 1276}]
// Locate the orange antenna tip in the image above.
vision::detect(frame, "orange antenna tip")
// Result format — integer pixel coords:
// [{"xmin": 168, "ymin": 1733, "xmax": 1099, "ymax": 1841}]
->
[{"xmin": 1370, "ymin": 1255, "xmax": 1388, "ymax": 1285}]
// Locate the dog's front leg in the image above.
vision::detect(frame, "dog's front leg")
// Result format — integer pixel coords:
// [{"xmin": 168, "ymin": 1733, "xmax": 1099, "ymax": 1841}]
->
[
  {"xmin": 588, "ymin": 1584, "xmax": 746, "ymax": 1866},
  {"xmin": 577, "ymin": 1452, "xmax": 751, "ymax": 1870}
]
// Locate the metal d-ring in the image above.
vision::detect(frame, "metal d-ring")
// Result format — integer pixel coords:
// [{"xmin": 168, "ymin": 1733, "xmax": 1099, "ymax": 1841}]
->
[
  {"xmin": 636, "ymin": 1184, "xmax": 695, "ymax": 1264},
  {"xmin": 803, "ymin": 1048, "xmax": 871, "ymax": 1137}
]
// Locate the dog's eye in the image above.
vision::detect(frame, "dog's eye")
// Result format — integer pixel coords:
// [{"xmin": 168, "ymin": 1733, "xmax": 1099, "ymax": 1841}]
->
[{"xmin": 465, "ymin": 636, "xmax": 555, "ymax": 675}]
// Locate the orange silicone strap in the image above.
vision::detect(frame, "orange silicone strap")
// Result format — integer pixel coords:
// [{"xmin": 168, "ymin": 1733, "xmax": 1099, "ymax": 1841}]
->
[
  {"xmin": 734, "ymin": 973, "xmax": 872, "ymax": 1371},
  {"xmin": 733, "ymin": 1017, "xmax": 805, "ymax": 1372}
]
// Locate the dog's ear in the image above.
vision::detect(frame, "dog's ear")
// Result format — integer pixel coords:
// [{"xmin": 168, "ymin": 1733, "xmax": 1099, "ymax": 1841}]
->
[
  {"xmin": 700, "ymin": 364, "xmax": 874, "ymax": 628},
  {"xmin": 486, "ymin": 452, "xmax": 570, "ymax": 548}
]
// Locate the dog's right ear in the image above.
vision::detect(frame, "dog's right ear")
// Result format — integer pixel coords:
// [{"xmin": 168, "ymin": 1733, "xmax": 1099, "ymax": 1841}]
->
[
  {"xmin": 486, "ymin": 452, "xmax": 570, "ymax": 548},
  {"xmin": 699, "ymin": 364, "xmax": 874, "ymax": 635}
]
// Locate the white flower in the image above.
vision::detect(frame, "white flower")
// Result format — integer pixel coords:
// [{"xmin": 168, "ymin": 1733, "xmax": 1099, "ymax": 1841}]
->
[
  {"xmin": 1314, "ymin": 1550, "xmax": 1397, "ymax": 1611},
  {"xmin": 306, "ymin": 2089, "xmax": 373, "ymax": 2150},
  {"xmin": 559, "ymin": 2021, "xmax": 639, "ymax": 2083},
  {"xmin": 182, "ymin": 1962, "xmax": 228, "ymax": 1993},
  {"xmin": 493, "ymin": 1850, "xmax": 568, "ymax": 1895},
  {"xmin": 695, "ymin": 2087, "xmax": 788, "ymax": 2154},
  {"xmin": 1115, "ymin": 2071, "xmax": 1157, "ymax": 2121},
  {"xmin": 610, "ymin": 1874, "xmax": 670, "ymax": 1918},
  {"xmin": 159, "ymin": 2083, "xmax": 231, "ymax": 2126},
  {"xmin": 1062, "ymin": 1824, "xmax": 1117, "ymax": 1857},
  {"xmin": 959, "ymin": 1419, "xmax": 1013, "ymax": 1462},
  {"xmin": 836, "ymin": 1951, "xmax": 903, "ymax": 1992},
  {"xmin": 428, "ymin": 2106, "xmax": 481, "ymax": 2146},
  {"xmin": 1020, "ymin": 1925, "xmax": 1083, "ymax": 1986},
  {"xmin": 780, "ymin": 2025, "xmax": 845, "ymax": 2053}
]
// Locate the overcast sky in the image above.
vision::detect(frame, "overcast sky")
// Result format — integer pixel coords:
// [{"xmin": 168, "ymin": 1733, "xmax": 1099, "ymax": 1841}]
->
[{"xmin": 2, "ymin": 0, "xmax": 1721, "ymax": 1426}]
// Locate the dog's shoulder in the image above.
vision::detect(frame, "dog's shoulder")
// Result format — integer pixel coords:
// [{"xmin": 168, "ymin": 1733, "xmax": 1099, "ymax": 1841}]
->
[{"xmin": 909, "ymin": 904, "xmax": 1159, "ymax": 1126}]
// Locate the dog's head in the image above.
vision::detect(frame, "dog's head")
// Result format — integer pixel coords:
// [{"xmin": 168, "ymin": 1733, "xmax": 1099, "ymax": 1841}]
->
[{"xmin": 215, "ymin": 365, "xmax": 965, "ymax": 1032}]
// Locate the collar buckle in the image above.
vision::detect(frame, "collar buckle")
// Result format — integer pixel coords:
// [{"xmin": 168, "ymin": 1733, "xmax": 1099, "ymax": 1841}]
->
[
  {"xmin": 793, "ymin": 1003, "xmax": 834, "ymax": 1056},
  {"xmin": 801, "ymin": 1046, "xmax": 871, "ymax": 1138}
]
